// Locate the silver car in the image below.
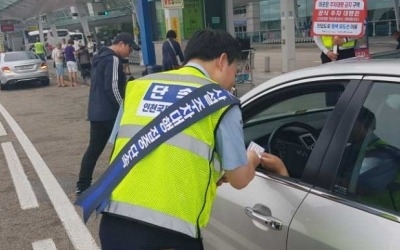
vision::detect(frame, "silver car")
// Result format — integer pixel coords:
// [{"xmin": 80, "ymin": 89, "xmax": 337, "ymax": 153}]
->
[
  {"xmin": 204, "ymin": 60, "xmax": 400, "ymax": 250},
  {"xmin": 0, "ymin": 51, "xmax": 49, "ymax": 90}
]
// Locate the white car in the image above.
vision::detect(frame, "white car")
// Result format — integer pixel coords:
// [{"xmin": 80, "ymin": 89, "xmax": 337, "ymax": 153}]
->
[
  {"xmin": 204, "ymin": 59, "xmax": 400, "ymax": 250},
  {"xmin": 0, "ymin": 51, "xmax": 49, "ymax": 90}
]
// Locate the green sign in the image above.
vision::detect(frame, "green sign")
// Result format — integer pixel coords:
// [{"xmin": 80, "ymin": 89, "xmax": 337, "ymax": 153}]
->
[{"xmin": 182, "ymin": 0, "xmax": 204, "ymax": 39}]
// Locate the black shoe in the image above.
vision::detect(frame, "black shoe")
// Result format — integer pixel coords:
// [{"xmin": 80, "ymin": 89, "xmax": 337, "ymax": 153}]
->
[{"xmin": 75, "ymin": 188, "xmax": 85, "ymax": 197}]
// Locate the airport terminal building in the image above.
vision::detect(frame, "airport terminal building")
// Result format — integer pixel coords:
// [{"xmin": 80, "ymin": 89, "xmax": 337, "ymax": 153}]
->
[{"xmin": 0, "ymin": 0, "xmax": 398, "ymax": 51}]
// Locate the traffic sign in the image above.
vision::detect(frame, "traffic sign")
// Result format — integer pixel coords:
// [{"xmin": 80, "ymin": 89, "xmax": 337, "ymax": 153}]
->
[{"xmin": 311, "ymin": 0, "xmax": 367, "ymax": 37}]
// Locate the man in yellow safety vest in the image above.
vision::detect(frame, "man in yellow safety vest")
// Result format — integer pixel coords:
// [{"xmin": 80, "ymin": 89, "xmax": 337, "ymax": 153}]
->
[
  {"xmin": 314, "ymin": 35, "xmax": 356, "ymax": 64},
  {"xmin": 33, "ymin": 37, "xmax": 46, "ymax": 62},
  {"xmin": 91, "ymin": 29, "xmax": 281, "ymax": 250}
]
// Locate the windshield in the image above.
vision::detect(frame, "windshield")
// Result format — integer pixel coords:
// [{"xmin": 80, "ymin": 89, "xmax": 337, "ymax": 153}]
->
[
  {"xmin": 4, "ymin": 51, "xmax": 39, "ymax": 62},
  {"xmin": 28, "ymin": 33, "xmax": 48, "ymax": 44},
  {"xmin": 247, "ymin": 92, "xmax": 338, "ymax": 123},
  {"xmin": 71, "ymin": 34, "xmax": 83, "ymax": 40}
]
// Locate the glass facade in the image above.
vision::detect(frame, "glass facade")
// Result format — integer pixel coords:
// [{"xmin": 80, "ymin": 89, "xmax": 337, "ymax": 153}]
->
[{"xmin": 259, "ymin": 0, "xmax": 399, "ymax": 37}]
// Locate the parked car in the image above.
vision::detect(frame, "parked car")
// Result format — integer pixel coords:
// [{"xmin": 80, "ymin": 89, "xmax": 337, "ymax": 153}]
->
[
  {"xmin": 204, "ymin": 59, "xmax": 400, "ymax": 250},
  {"xmin": 0, "ymin": 50, "xmax": 49, "ymax": 90},
  {"xmin": 369, "ymin": 49, "xmax": 400, "ymax": 59}
]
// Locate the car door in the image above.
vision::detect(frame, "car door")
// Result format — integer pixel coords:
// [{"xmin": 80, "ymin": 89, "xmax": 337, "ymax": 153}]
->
[
  {"xmin": 288, "ymin": 77, "xmax": 400, "ymax": 249},
  {"xmin": 203, "ymin": 76, "xmax": 363, "ymax": 250}
]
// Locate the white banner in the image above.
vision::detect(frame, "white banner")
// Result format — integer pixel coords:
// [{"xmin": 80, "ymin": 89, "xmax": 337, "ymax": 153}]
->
[{"xmin": 162, "ymin": 0, "xmax": 184, "ymax": 9}]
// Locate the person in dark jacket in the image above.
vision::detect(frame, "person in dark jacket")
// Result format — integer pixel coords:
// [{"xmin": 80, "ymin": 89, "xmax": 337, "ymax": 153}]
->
[
  {"xmin": 162, "ymin": 29, "xmax": 184, "ymax": 71},
  {"xmin": 76, "ymin": 32, "xmax": 135, "ymax": 196}
]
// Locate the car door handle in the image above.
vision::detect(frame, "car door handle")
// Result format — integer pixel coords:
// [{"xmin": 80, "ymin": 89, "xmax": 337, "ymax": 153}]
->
[{"xmin": 245, "ymin": 206, "xmax": 283, "ymax": 231}]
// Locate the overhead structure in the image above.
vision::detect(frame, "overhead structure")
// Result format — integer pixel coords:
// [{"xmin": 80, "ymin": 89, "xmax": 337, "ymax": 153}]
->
[{"xmin": 0, "ymin": 0, "xmax": 90, "ymax": 21}]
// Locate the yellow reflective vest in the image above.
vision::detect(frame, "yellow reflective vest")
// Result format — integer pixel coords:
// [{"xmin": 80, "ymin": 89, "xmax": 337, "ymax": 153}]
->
[
  {"xmin": 34, "ymin": 42, "xmax": 45, "ymax": 54},
  {"xmin": 322, "ymin": 36, "xmax": 355, "ymax": 49},
  {"xmin": 104, "ymin": 67, "xmax": 237, "ymax": 238}
]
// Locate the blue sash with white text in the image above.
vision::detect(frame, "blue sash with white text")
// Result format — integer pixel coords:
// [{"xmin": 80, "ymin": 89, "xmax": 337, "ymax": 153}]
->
[{"xmin": 75, "ymin": 83, "xmax": 239, "ymax": 222}]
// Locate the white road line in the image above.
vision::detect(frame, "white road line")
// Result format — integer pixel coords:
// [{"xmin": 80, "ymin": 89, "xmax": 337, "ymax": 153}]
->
[
  {"xmin": 2, "ymin": 142, "xmax": 39, "ymax": 210},
  {"xmin": 0, "ymin": 120, "xmax": 6, "ymax": 136},
  {"xmin": 0, "ymin": 103, "xmax": 99, "ymax": 250},
  {"xmin": 32, "ymin": 239, "xmax": 57, "ymax": 250}
]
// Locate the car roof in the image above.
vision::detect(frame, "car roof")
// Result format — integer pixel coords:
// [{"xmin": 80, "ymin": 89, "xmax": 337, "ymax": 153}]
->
[
  {"xmin": 2, "ymin": 51, "xmax": 32, "ymax": 55},
  {"xmin": 241, "ymin": 59, "xmax": 400, "ymax": 102}
]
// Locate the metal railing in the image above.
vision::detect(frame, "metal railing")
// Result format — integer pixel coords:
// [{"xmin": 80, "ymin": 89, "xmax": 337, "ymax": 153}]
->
[
  {"xmin": 236, "ymin": 28, "xmax": 314, "ymax": 44},
  {"xmin": 236, "ymin": 19, "xmax": 399, "ymax": 44}
]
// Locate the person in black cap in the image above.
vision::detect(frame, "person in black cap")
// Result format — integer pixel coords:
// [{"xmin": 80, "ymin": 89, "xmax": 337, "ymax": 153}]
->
[{"xmin": 76, "ymin": 32, "xmax": 135, "ymax": 196}]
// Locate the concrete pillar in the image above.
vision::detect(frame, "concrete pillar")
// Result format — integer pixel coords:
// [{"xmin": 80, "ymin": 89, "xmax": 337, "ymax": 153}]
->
[
  {"xmin": 132, "ymin": 1, "xmax": 139, "ymax": 44},
  {"xmin": 0, "ymin": 32, "xmax": 4, "ymax": 51},
  {"xmin": 280, "ymin": 0, "xmax": 296, "ymax": 73},
  {"xmin": 87, "ymin": 2, "xmax": 95, "ymax": 16},
  {"xmin": 37, "ymin": 15, "xmax": 45, "ymax": 43},
  {"xmin": 132, "ymin": 13, "xmax": 139, "ymax": 44},
  {"xmin": 393, "ymin": 0, "xmax": 400, "ymax": 31},
  {"xmin": 225, "ymin": 0, "xmax": 235, "ymax": 36},
  {"xmin": 75, "ymin": 3, "xmax": 91, "ymax": 37},
  {"xmin": 246, "ymin": 2, "xmax": 260, "ymax": 33},
  {"xmin": 46, "ymin": 13, "xmax": 59, "ymax": 41},
  {"xmin": 6, "ymin": 33, "xmax": 12, "ymax": 51},
  {"xmin": 21, "ymin": 21, "xmax": 29, "ymax": 50}
]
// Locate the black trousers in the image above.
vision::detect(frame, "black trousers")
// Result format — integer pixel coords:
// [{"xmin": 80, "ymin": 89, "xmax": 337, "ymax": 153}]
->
[
  {"xmin": 321, "ymin": 47, "xmax": 355, "ymax": 64},
  {"xmin": 99, "ymin": 213, "xmax": 204, "ymax": 250},
  {"xmin": 76, "ymin": 120, "xmax": 114, "ymax": 191}
]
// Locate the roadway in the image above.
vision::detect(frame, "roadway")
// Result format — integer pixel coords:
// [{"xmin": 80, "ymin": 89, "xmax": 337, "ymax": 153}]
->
[{"xmin": 0, "ymin": 40, "xmax": 396, "ymax": 249}]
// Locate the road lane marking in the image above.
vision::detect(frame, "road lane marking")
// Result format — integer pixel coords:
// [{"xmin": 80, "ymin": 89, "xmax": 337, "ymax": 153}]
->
[
  {"xmin": 32, "ymin": 239, "xmax": 57, "ymax": 250},
  {"xmin": 0, "ymin": 103, "xmax": 99, "ymax": 250},
  {"xmin": 2, "ymin": 142, "xmax": 39, "ymax": 210},
  {"xmin": 0, "ymin": 120, "xmax": 6, "ymax": 136}
]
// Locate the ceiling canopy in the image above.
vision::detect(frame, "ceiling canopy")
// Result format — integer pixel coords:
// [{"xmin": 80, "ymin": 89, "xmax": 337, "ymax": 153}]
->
[{"xmin": 0, "ymin": 0, "xmax": 86, "ymax": 21}]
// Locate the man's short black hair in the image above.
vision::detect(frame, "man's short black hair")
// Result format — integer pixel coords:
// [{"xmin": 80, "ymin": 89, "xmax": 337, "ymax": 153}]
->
[
  {"xmin": 166, "ymin": 30, "xmax": 177, "ymax": 39},
  {"xmin": 183, "ymin": 29, "xmax": 241, "ymax": 65}
]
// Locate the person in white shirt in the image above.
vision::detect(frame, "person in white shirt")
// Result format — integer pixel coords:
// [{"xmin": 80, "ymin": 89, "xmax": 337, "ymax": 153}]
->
[
  {"xmin": 73, "ymin": 37, "xmax": 81, "ymax": 51},
  {"xmin": 87, "ymin": 35, "xmax": 95, "ymax": 59},
  {"xmin": 51, "ymin": 43, "xmax": 66, "ymax": 87}
]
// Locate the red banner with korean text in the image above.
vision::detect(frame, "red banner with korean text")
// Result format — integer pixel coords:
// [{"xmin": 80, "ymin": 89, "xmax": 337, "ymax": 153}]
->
[
  {"xmin": 311, "ymin": 0, "xmax": 367, "ymax": 37},
  {"xmin": 1, "ymin": 24, "xmax": 14, "ymax": 32}
]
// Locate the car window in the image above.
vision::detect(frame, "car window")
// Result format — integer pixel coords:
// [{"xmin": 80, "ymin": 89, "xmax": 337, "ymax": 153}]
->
[
  {"xmin": 334, "ymin": 82, "xmax": 400, "ymax": 214},
  {"xmin": 57, "ymin": 30, "xmax": 69, "ymax": 37},
  {"xmin": 243, "ymin": 82, "xmax": 346, "ymax": 179},
  {"xmin": 247, "ymin": 92, "xmax": 337, "ymax": 123},
  {"xmin": 4, "ymin": 52, "xmax": 38, "ymax": 62}
]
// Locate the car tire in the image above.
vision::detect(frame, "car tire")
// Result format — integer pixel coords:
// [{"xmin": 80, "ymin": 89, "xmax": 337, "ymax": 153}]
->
[{"xmin": 42, "ymin": 78, "xmax": 50, "ymax": 86}]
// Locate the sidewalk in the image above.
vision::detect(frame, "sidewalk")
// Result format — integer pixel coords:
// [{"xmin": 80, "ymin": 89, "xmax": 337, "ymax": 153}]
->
[{"xmin": 48, "ymin": 36, "xmax": 397, "ymax": 97}]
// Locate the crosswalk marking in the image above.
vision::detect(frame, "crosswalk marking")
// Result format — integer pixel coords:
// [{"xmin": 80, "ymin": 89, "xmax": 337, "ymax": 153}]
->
[
  {"xmin": 0, "ymin": 120, "xmax": 6, "ymax": 136},
  {"xmin": 2, "ymin": 142, "xmax": 39, "ymax": 210},
  {"xmin": 32, "ymin": 239, "xmax": 57, "ymax": 250}
]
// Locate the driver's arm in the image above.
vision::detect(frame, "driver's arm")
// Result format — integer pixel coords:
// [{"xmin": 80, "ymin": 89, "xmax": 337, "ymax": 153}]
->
[{"xmin": 260, "ymin": 152, "xmax": 289, "ymax": 176}]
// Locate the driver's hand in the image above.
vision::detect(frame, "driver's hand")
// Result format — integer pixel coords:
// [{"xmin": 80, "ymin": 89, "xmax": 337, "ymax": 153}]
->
[
  {"xmin": 326, "ymin": 51, "xmax": 338, "ymax": 61},
  {"xmin": 260, "ymin": 152, "xmax": 289, "ymax": 176},
  {"xmin": 333, "ymin": 36, "xmax": 345, "ymax": 46},
  {"xmin": 217, "ymin": 175, "xmax": 228, "ymax": 186}
]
